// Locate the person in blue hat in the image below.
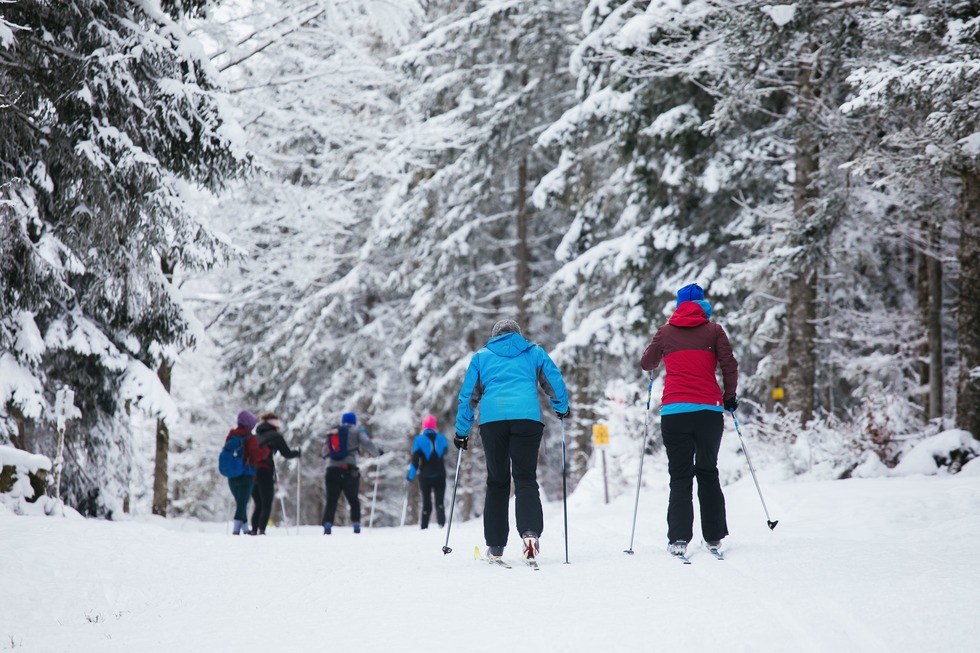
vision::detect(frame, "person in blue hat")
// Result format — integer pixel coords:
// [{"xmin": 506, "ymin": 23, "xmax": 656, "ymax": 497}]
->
[
  {"xmin": 640, "ymin": 283, "xmax": 739, "ymax": 559},
  {"xmin": 320, "ymin": 412, "xmax": 381, "ymax": 534}
]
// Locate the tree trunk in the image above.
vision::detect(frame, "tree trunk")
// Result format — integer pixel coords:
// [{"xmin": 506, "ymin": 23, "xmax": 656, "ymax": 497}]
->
[
  {"xmin": 514, "ymin": 68, "xmax": 531, "ymax": 330},
  {"xmin": 515, "ymin": 152, "xmax": 530, "ymax": 329},
  {"xmin": 152, "ymin": 358, "xmax": 172, "ymax": 516},
  {"xmin": 956, "ymin": 172, "xmax": 980, "ymax": 440},
  {"xmin": 785, "ymin": 46, "xmax": 819, "ymax": 426},
  {"xmin": 786, "ymin": 265, "xmax": 817, "ymax": 425},
  {"xmin": 916, "ymin": 246, "xmax": 930, "ymax": 420},
  {"xmin": 927, "ymin": 221, "xmax": 943, "ymax": 420},
  {"xmin": 152, "ymin": 253, "xmax": 176, "ymax": 516}
]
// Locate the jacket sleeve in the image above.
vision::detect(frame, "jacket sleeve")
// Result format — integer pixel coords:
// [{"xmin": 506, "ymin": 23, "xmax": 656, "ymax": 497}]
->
[
  {"xmin": 640, "ymin": 328, "xmax": 665, "ymax": 371},
  {"xmin": 273, "ymin": 433, "xmax": 301, "ymax": 459},
  {"xmin": 715, "ymin": 325, "xmax": 739, "ymax": 400},
  {"xmin": 407, "ymin": 437, "xmax": 422, "ymax": 480},
  {"xmin": 454, "ymin": 355, "xmax": 482, "ymax": 436},
  {"xmin": 320, "ymin": 430, "xmax": 333, "ymax": 459},
  {"xmin": 357, "ymin": 427, "xmax": 381, "ymax": 457},
  {"xmin": 534, "ymin": 346, "xmax": 569, "ymax": 414}
]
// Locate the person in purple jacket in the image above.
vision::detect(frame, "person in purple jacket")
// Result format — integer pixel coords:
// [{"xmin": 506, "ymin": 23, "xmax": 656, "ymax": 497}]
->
[{"xmin": 454, "ymin": 319, "xmax": 569, "ymax": 564}]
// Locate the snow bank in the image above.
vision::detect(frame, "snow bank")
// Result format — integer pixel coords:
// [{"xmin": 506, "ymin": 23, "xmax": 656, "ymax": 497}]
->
[
  {"xmin": 0, "ymin": 444, "xmax": 57, "ymax": 515},
  {"xmin": 893, "ymin": 429, "xmax": 980, "ymax": 476}
]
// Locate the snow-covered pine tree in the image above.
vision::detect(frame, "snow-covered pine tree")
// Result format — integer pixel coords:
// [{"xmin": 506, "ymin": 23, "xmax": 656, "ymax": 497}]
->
[
  {"xmin": 531, "ymin": 0, "xmax": 770, "ymax": 490},
  {"xmin": 641, "ymin": 0, "xmax": 927, "ymax": 446},
  {"xmin": 180, "ymin": 0, "xmax": 425, "ymax": 525},
  {"xmin": 387, "ymin": 0, "xmax": 582, "ymax": 508},
  {"xmin": 0, "ymin": 0, "xmax": 246, "ymax": 516},
  {"xmin": 842, "ymin": 1, "xmax": 980, "ymax": 440}
]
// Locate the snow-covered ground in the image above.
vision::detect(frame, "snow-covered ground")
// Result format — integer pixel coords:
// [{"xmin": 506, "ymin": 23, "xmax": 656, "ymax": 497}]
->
[{"xmin": 3, "ymin": 470, "xmax": 979, "ymax": 652}]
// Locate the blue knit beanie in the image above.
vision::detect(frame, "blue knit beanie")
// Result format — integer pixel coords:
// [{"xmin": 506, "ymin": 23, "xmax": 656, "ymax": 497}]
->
[
  {"xmin": 676, "ymin": 283, "xmax": 705, "ymax": 305},
  {"xmin": 342, "ymin": 412, "xmax": 357, "ymax": 425}
]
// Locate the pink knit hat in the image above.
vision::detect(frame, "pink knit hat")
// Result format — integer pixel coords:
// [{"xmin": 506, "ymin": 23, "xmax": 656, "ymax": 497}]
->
[{"xmin": 422, "ymin": 414, "xmax": 437, "ymax": 430}]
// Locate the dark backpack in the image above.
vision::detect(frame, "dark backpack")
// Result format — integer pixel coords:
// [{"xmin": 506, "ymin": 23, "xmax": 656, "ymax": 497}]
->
[
  {"xmin": 325, "ymin": 425, "xmax": 350, "ymax": 460},
  {"xmin": 219, "ymin": 434, "xmax": 255, "ymax": 478}
]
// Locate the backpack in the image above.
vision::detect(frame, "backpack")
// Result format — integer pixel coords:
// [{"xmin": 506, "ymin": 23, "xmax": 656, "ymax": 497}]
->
[
  {"xmin": 325, "ymin": 425, "xmax": 350, "ymax": 461},
  {"xmin": 218, "ymin": 434, "xmax": 255, "ymax": 478}
]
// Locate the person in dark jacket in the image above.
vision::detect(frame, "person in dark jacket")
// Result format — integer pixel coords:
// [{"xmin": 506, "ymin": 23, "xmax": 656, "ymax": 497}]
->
[
  {"xmin": 320, "ymin": 412, "xmax": 381, "ymax": 534},
  {"xmin": 640, "ymin": 283, "xmax": 739, "ymax": 558},
  {"xmin": 225, "ymin": 410, "xmax": 269, "ymax": 535},
  {"xmin": 454, "ymin": 319, "xmax": 569, "ymax": 563},
  {"xmin": 249, "ymin": 412, "xmax": 301, "ymax": 535},
  {"xmin": 406, "ymin": 414, "xmax": 449, "ymax": 529}
]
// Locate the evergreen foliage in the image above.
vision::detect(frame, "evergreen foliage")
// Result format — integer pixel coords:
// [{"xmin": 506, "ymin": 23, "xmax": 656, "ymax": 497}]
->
[
  {"xmin": 4, "ymin": 0, "xmax": 978, "ymax": 519},
  {"xmin": 0, "ymin": 0, "xmax": 246, "ymax": 515}
]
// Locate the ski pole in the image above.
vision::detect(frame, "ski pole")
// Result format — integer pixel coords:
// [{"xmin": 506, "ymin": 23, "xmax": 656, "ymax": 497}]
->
[
  {"xmin": 625, "ymin": 372, "xmax": 654, "ymax": 554},
  {"xmin": 277, "ymin": 475, "xmax": 289, "ymax": 533},
  {"xmin": 368, "ymin": 457, "xmax": 381, "ymax": 528},
  {"xmin": 296, "ymin": 455, "xmax": 301, "ymax": 535},
  {"xmin": 400, "ymin": 487, "xmax": 409, "ymax": 527},
  {"xmin": 730, "ymin": 410, "xmax": 778, "ymax": 530},
  {"xmin": 560, "ymin": 415, "xmax": 570, "ymax": 564},
  {"xmin": 442, "ymin": 447, "xmax": 464, "ymax": 554}
]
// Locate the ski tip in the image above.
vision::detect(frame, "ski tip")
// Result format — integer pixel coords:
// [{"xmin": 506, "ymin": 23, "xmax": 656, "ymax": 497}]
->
[
  {"xmin": 767, "ymin": 520, "xmax": 779, "ymax": 530},
  {"xmin": 473, "ymin": 545, "xmax": 481, "ymax": 560}
]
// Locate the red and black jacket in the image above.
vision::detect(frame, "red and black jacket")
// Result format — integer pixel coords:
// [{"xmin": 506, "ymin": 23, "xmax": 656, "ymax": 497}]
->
[{"xmin": 640, "ymin": 302, "xmax": 738, "ymax": 407}]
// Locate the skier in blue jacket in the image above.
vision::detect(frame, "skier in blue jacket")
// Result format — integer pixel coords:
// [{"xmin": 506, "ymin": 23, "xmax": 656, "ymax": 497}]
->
[
  {"xmin": 406, "ymin": 414, "xmax": 449, "ymax": 529},
  {"xmin": 454, "ymin": 319, "xmax": 569, "ymax": 564}
]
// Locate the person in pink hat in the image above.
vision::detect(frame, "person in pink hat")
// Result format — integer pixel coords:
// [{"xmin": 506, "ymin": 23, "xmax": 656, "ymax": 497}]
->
[{"xmin": 406, "ymin": 414, "xmax": 449, "ymax": 529}]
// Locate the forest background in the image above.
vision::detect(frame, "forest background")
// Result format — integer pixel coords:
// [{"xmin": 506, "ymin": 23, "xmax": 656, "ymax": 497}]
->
[{"xmin": 2, "ymin": 0, "xmax": 979, "ymax": 525}]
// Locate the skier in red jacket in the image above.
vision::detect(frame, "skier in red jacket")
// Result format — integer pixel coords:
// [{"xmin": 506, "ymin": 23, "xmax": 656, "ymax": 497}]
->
[{"xmin": 640, "ymin": 283, "xmax": 738, "ymax": 558}]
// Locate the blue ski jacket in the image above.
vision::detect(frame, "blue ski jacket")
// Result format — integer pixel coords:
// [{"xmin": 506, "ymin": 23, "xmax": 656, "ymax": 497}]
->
[
  {"xmin": 406, "ymin": 429, "xmax": 449, "ymax": 480},
  {"xmin": 454, "ymin": 332, "xmax": 569, "ymax": 436}
]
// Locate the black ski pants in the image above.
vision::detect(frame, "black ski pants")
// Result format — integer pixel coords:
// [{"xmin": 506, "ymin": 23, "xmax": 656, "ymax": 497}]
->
[
  {"xmin": 419, "ymin": 475, "xmax": 446, "ymax": 529},
  {"xmin": 250, "ymin": 467, "xmax": 275, "ymax": 534},
  {"xmin": 661, "ymin": 410, "xmax": 729, "ymax": 544},
  {"xmin": 480, "ymin": 419, "xmax": 544, "ymax": 548},
  {"xmin": 322, "ymin": 465, "xmax": 361, "ymax": 526}
]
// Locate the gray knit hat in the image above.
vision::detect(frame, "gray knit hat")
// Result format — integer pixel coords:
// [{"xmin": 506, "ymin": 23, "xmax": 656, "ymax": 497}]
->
[{"xmin": 491, "ymin": 319, "xmax": 522, "ymax": 338}]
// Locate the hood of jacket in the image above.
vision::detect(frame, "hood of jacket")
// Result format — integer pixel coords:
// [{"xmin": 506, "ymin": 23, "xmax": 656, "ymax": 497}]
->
[
  {"xmin": 255, "ymin": 421, "xmax": 278, "ymax": 438},
  {"xmin": 668, "ymin": 300, "xmax": 711, "ymax": 328},
  {"xmin": 485, "ymin": 331, "xmax": 534, "ymax": 358}
]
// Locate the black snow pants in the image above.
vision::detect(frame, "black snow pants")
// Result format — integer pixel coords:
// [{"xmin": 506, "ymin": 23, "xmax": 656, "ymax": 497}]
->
[
  {"xmin": 250, "ymin": 467, "xmax": 275, "ymax": 534},
  {"xmin": 418, "ymin": 475, "xmax": 446, "ymax": 529},
  {"xmin": 480, "ymin": 419, "xmax": 544, "ymax": 548},
  {"xmin": 322, "ymin": 465, "xmax": 361, "ymax": 526},
  {"xmin": 661, "ymin": 410, "xmax": 729, "ymax": 544}
]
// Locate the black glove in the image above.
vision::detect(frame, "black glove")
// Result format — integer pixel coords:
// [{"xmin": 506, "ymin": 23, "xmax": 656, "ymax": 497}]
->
[
  {"xmin": 556, "ymin": 407, "xmax": 571, "ymax": 420},
  {"xmin": 724, "ymin": 395, "xmax": 739, "ymax": 412},
  {"xmin": 453, "ymin": 434, "xmax": 469, "ymax": 450}
]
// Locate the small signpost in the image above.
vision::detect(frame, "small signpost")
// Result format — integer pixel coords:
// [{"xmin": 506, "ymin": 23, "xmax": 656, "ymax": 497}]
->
[
  {"xmin": 53, "ymin": 386, "xmax": 77, "ymax": 502},
  {"xmin": 592, "ymin": 424, "xmax": 610, "ymax": 505}
]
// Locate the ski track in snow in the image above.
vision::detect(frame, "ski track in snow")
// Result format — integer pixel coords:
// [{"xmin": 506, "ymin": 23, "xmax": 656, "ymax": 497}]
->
[{"xmin": 3, "ymin": 474, "xmax": 979, "ymax": 652}]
